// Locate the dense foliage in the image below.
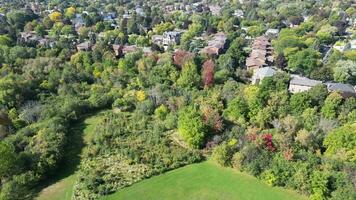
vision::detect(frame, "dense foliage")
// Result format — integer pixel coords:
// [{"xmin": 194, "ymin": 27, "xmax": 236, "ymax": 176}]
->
[{"xmin": 0, "ymin": 0, "xmax": 355, "ymax": 200}]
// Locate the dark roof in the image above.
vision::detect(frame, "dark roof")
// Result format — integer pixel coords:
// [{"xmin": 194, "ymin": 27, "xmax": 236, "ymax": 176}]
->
[{"xmin": 326, "ymin": 82, "xmax": 356, "ymax": 94}]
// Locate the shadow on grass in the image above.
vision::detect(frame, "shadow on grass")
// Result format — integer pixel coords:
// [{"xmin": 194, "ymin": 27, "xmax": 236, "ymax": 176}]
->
[{"xmin": 32, "ymin": 111, "xmax": 105, "ymax": 199}]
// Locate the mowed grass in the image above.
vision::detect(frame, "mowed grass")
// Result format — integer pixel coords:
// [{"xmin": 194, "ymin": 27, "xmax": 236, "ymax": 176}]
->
[
  {"xmin": 36, "ymin": 112, "xmax": 106, "ymax": 200},
  {"xmin": 104, "ymin": 161, "xmax": 307, "ymax": 200}
]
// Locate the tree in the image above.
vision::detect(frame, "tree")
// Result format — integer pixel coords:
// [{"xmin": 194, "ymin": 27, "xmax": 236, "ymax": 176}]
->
[
  {"xmin": 311, "ymin": 170, "xmax": 331, "ymax": 200},
  {"xmin": 323, "ymin": 123, "xmax": 356, "ymax": 162},
  {"xmin": 65, "ymin": 7, "xmax": 76, "ymax": 19},
  {"xmin": 6, "ymin": 10, "xmax": 36, "ymax": 31},
  {"xmin": 290, "ymin": 92, "xmax": 311, "ymax": 115},
  {"xmin": 321, "ymin": 92, "xmax": 343, "ymax": 119},
  {"xmin": 202, "ymin": 60, "xmax": 214, "ymax": 88},
  {"xmin": 176, "ymin": 61, "xmax": 200, "ymax": 88},
  {"xmin": 288, "ymin": 48, "xmax": 321, "ymax": 75},
  {"xmin": 333, "ymin": 60, "xmax": 356, "ymax": 84},
  {"xmin": 153, "ymin": 22, "xmax": 174, "ymax": 34},
  {"xmin": 223, "ymin": 96, "xmax": 248, "ymax": 124},
  {"xmin": 0, "ymin": 35, "xmax": 12, "ymax": 46},
  {"xmin": 178, "ymin": 106, "xmax": 207, "ymax": 148},
  {"xmin": 212, "ymin": 143, "xmax": 234, "ymax": 166},
  {"xmin": 316, "ymin": 24, "xmax": 337, "ymax": 44},
  {"xmin": 49, "ymin": 11, "xmax": 62, "ymax": 22},
  {"xmin": 0, "ymin": 142, "xmax": 17, "ymax": 179}
]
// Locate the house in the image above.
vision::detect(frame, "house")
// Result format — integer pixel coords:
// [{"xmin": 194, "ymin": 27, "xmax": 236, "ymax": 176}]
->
[
  {"xmin": 251, "ymin": 67, "xmax": 276, "ymax": 84},
  {"xmin": 246, "ymin": 36, "xmax": 274, "ymax": 71},
  {"xmin": 325, "ymin": 83, "xmax": 356, "ymax": 98},
  {"xmin": 122, "ymin": 45, "xmax": 138, "ymax": 55},
  {"xmin": 38, "ymin": 36, "xmax": 55, "ymax": 48},
  {"xmin": 201, "ymin": 32, "xmax": 227, "ymax": 56},
  {"xmin": 19, "ymin": 31, "xmax": 41, "ymax": 43},
  {"xmin": 102, "ymin": 12, "xmax": 116, "ymax": 22},
  {"xmin": 112, "ymin": 44, "xmax": 139, "ymax": 56},
  {"xmin": 265, "ymin": 29, "xmax": 279, "ymax": 39},
  {"xmin": 77, "ymin": 41, "xmax": 92, "ymax": 51},
  {"xmin": 163, "ymin": 31, "xmax": 182, "ymax": 46},
  {"xmin": 289, "ymin": 75, "xmax": 322, "ymax": 93}
]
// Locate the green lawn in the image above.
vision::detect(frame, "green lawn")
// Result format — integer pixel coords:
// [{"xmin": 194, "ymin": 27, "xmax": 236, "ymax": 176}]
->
[
  {"xmin": 35, "ymin": 112, "xmax": 106, "ymax": 200},
  {"xmin": 103, "ymin": 161, "xmax": 307, "ymax": 200}
]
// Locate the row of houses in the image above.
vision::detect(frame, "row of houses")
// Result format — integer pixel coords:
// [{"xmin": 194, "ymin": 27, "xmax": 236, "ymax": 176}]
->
[
  {"xmin": 246, "ymin": 36, "xmax": 274, "ymax": 71},
  {"xmin": 252, "ymin": 67, "xmax": 356, "ymax": 98}
]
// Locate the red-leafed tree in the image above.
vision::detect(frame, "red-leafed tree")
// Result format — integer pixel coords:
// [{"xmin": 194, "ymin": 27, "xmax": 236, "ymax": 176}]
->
[
  {"xmin": 173, "ymin": 50, "xmax": 194, "ymax": 68},
  {"xmin": 202, "ymin": 59, "xmax": 215, "ymax": 88},
  {"xmin": 201, "ymin": 105, "xmax": 223, "ymax": 133},
  {"xmin": 262, "ymin": 133, "xmax": 276, "ymax": 151}
]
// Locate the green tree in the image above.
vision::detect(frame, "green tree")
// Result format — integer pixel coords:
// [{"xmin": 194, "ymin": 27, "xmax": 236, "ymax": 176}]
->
[
  {"xmin": 223, "ymin": 96, "xmax": 248, "ymax": 124},
  {"xmin": 323, "ymin": 123, "xmax": 356, "ymax": 162},
  {"xmin": 288, "ymin": 48, "xmax": 321, "ymax": 75},
  {"xmin": 0, "ymin": 142, "xmax": 17, "ymax": 179},
  {"xmin": 290, "ymin": 92, "xmax": 311, "ymax": 115},
  {"xmin": 176, "ymin": 61, "xmax": 200, "ymax": 88},
  {"xmin": 178, "ymin": 106, "xmax": 207, "ymax": 148},
  {"xmin": 321, "ymin": 92, "xmax": 343, "ymax": 119},
  {"xmin": 333, "ymin": 60, "xmax": 356, "ymax": 84}
]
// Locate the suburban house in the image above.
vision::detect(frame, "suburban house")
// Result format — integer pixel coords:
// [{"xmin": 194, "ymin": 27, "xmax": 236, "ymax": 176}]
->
[
  {"xmin": 288, "ymin": 75, "xmax": 323, "ymax": 93},
  {"xmin": 325, "ymin": 82, "xmax": 356, "ymax": 98},
  {"xmin": 246, "ymin": 36, "xmax": 274, "ymax": 71},
  {"xmin": 163, "ymin": 31, "xmax": 183, "ymax": 46},
  {"xmin": 77, "ymin": 41, "xmax": 92, "ymax": 51},
  {"xmin": 112, "ymin": 44, "xmax": 138, "ymax": 56},
  {"xmin": 19, "ymin": 31, "xmax": 41, "ymax": 43},
  {"xmin": 251, "ymin": 67, "xmax": 277, "ymax": 85},
  {"xmin": 201, "ymin": 32, "xmax": 227, "ymax": 56},
  {"xmin": 38, "ymin": 36, "xmax": 55, "ymax": 48}
]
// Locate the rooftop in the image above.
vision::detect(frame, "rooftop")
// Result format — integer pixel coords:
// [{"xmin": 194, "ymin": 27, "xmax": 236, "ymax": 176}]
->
[{"xmin": 290, "ymin": 75, "xmax": 322, "ymax": 87}]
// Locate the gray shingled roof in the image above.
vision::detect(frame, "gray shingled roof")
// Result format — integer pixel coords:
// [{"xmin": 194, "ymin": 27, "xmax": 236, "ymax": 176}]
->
[
  {"xmin": 254, "ymin": 67, "xmax": 276, "ymax": 78},
  {"xmin": 290, "ymin": 75, "xmax": 322, "ymax": 87},
  {"xmin": 325, "ymin": 82, "xmax": 356, "ymax": 94}
]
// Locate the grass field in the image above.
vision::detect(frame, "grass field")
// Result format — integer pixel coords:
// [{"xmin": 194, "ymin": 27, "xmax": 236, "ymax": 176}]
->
[
  {"xmin": 35, "ymin": 112, "xmax": 105, "ymax": 200},
  {"xmin": 103, "ymin": 161, "xmax": 307, "ymax": 200}
]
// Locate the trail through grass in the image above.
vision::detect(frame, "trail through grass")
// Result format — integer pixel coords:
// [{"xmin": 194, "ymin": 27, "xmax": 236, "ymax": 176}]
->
[{"xmin": 35, "ymin": 112, "xmax": 105, "ymax": 200}]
